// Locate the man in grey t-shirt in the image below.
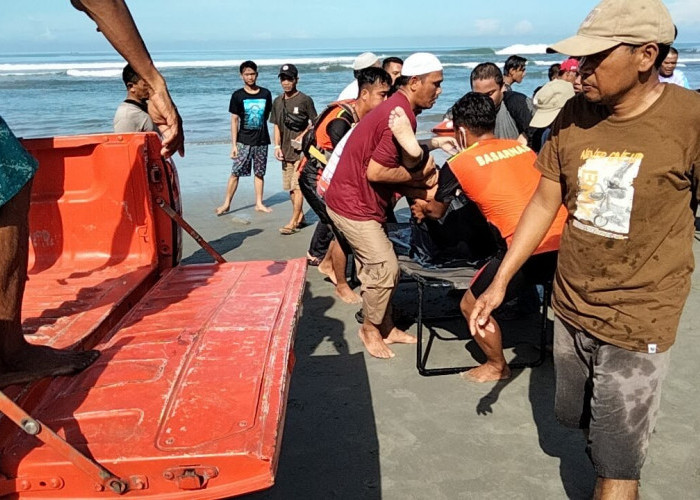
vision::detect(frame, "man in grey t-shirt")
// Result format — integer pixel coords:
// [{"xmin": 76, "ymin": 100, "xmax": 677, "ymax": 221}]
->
[{"xmin": 113, "ymin": 64, "xmax": 157, "ymax": 133}]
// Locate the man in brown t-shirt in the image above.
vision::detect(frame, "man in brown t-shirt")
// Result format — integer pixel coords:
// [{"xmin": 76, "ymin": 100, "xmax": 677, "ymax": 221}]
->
[{"xmin": 469, "ymin": 0, "xmax": 700, "ymax": 497}]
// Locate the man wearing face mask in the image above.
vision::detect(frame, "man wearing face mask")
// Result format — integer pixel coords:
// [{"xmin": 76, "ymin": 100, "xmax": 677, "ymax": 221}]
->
[{"xmin": 411, "ymin": 92, "xmax": 568, "ymax": 382}]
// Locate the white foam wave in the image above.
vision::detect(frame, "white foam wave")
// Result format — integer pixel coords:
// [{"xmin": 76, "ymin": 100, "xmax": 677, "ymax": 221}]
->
[
  {"xmin": 67, "ymin": 69, "xmax": 122, "ymax": 78},
  {"xmin": 495, "ymin": 44, "xmax": 549, "ymax": 55},
  {"xmin": 678, "ymin": 57, "xmax": 700, "ymax": 63},
  {"xmin": 0, "ymin": 56, "xmax": 357, "ymax": 75},
  {"xmin": 442, "ymin": 62, "xmax": 480, "ymax": 69}
]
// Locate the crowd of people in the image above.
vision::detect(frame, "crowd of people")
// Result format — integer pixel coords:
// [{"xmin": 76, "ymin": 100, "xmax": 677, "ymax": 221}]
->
[{"xmin": 1, "ymin": 0, "xmax": 699, "ymax": 498}]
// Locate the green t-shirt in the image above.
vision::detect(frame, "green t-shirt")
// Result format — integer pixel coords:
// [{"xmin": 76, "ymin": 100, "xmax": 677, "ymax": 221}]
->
[{"xmin": 0, "ymin": 116, "xmax": 39, "ymax": 207}]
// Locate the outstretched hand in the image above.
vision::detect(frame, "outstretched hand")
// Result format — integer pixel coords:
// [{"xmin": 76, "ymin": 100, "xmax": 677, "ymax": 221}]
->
[
  {"xmin": 430, "ymin": 136, "xmax": 460, "ymax": 155},
  {"xmin": 469, "ymin": 282, "xmax": 507, "ymax": 338}
]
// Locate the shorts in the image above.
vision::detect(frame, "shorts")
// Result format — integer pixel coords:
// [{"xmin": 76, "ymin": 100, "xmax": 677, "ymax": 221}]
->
[
  {"xmin": 553, "ymin": 316, "xmax": 670, "ymax": 480},
  {"xmin": 469, "ymin": 250, "xmax": 557, "ymax": 302},
  {"xmin": 0, "ymin": 115, "xmax": 39, "ymax": 208},
  {"xmin": 231, "ymin": 144, "xmax": 267, "ymax": 177},
  {"xmin": 282, "ymin": 160, "xmax": 300, "ymax": 192}
]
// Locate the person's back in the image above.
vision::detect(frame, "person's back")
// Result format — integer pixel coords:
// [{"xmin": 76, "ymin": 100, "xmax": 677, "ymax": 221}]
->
[{"xmin": 448, "ymin": 138, "xmax": 566, "ymax": 253}]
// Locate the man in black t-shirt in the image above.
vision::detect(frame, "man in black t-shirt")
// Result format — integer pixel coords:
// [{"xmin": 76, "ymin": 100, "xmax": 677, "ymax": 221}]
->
[{"xmin": 216, "ymin": 60, "xmax": 273, "ymax": 215}]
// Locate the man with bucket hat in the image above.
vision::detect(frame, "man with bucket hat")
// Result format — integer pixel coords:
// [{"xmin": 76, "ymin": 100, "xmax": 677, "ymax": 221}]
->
[{"xmin": 470, "ymin": 1, "xmax": 700, "ymax": 497}]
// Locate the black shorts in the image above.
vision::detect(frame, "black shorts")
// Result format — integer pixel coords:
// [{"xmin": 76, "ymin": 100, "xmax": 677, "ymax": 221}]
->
[
  {"xmin": 298, "ymin": 169, "xmax": 351, "ymax": 255},
  {"xmin": 469, "ymin": 250, "xmax": 558, "ymax": 303}
]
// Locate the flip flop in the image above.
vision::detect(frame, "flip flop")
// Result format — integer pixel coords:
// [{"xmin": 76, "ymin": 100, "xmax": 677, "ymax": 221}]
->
[{"xmin": 279, "ymin": 225, "xmax": 299, "ymax": 235}]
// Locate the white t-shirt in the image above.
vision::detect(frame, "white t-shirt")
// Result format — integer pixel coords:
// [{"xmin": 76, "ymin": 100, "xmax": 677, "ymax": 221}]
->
[{"xmin": 659, "ymin": 70, "xmax": 690, "ymax": 89}]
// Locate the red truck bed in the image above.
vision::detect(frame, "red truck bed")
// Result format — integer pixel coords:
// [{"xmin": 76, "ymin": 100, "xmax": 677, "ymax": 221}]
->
[{"xmin": 0, "ymin": 134, "xmax": 305, "ymax": 498}]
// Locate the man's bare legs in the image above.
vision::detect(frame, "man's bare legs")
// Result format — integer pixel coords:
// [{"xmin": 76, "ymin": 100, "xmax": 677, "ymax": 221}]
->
[
  {"xmin": 594, "ymin": 478, "xmax": 638, "ymax": 500},
  {"xmin": 254, "ymin": 174, "xmax": 271, "ymax": 213},
  {"xmin": 0, "ymin": 182, "xmax": 99, "ymax": 388},
  {"xmin": 459, "ymin": 290, "xmax": 511, "ymax": 382},
  {"xmin": 290, "ymin": 188, "xmax": 304, "ymax": 226},
  {"xmin": 216, "ymin": 174, "xmax": 239, "ymax": 216},
  {"xmin": 320, "ymin": 240, "xmax": 361, "ymax": 304}
]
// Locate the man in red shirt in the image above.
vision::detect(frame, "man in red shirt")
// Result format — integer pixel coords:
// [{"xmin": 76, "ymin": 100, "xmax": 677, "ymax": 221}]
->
[
  {"xmin": 412, "ymin": 92, "xmax": 567, "ymax": 381},
  {"xmin": 325, "ymin": 53, "xmax": 455, "ymax": 359}
]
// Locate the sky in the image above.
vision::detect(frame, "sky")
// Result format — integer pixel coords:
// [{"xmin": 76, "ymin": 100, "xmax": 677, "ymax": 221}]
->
[{"xmin": 1, "ymin": 0, "xmax": 699, "ymax": 53}]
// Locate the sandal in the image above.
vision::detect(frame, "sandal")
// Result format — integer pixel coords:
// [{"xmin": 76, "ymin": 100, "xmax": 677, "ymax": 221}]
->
[
  {"xmin": 306, "ymin": 253, "xmax": 321, "ymax": 266},
  {"xmin": 279, "ymin": 225, "xmax": 300, "ymax": 235}
]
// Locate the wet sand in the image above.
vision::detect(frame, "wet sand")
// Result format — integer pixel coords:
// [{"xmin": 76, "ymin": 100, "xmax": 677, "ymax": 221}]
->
[{"xmin": 178, "ymin": 144, "xmax": 700, "ymax": 499}]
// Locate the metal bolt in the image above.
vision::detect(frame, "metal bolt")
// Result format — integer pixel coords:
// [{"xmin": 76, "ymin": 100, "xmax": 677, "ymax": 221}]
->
[
  {"xmin": 109, "ymin": 479, "xmax": 127, "ymax": 494},
  {"xmin": 20, "ymin": 418, "xmax": 41, "ymax": 435},
  {"xmin": 19, "ymin": 480, "xmax": 31, "ymax": 491},
  {"xmin": 50, "ymin": 478, "xmax": 61, "ymax": 489},
  {"xmin": 163, "ymin": 471, "xmax": 174, "ymax": 480},
  {"xmin": 94, "ymin": 484, "xmax": 104, "ymax": 492},
  {"xmin": 165, "ymin": 437, "xmax": 174, "ymax": 445}
]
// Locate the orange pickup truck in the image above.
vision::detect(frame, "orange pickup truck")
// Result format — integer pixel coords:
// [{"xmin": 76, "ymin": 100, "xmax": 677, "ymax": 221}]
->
[{"xmin": 0, "ymin": 133, "xmax": 305, "ymax": 498}]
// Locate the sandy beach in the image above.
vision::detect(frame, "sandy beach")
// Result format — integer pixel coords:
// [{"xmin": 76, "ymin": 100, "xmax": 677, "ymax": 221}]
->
[{"xmin": 174, "ymin": 144, "xmax": 700, "ymax": 499}]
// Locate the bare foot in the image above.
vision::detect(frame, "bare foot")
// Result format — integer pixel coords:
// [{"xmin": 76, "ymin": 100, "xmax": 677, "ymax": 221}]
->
[
  {"xmin": 318, "ymin": 259, "xmax": 337, "ymax": 285},
  {"xmin": 335, "ymin": 284, "xmax": 361, "ymax": 304},
  {"xmin": 0, "ymin": 344, "xmax": 100, "ymax": 388},
  {"xmin": 388, "ymin": 107, "xmax": 422, "ymax": 159},
  {"xmin": 460, "ymin": 363, "xmax": 511, "ymax": 383},
  {"xmin": 255, "ymin": 204, "xmax": 272, "ymax": 213},
  {"xmin": 215, "ymin": 205, "xmax": 230, "ymax": 216},
  {"xmin": 383, "ymin": 327, "xmax": 417, "ymax": 345},
  {"xmin": 358, "ymin": 327, "xmax": 395, "ymax": 359}
]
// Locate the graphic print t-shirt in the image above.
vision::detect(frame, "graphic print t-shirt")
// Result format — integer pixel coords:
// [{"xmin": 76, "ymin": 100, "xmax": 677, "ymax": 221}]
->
[
  {"xmin": 537, "ymin": 85, "xmax": 700, "ymax": 352},
  {"xmin": 229, "ymin": 87, "xmax": 272, "ymax": 146}
]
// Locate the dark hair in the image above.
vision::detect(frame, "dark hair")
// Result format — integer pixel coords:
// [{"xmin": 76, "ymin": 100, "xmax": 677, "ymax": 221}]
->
[
  {"xmin": 470, "ymin": 62, "xmax": 504, "ymax": 88},
  {"xmin": 451, "ymin": 92, "xmax": 497, "ymax": 136},
  {"xmin": 668, "ymin": 46, "xmax": 678, "ymax": 57},
  {"xmin": 240, "ymin": 60, "xmax": 257, "ymax": 74},
  {"xmin": 504, "ymin": 55, "xmax": 527, "ymax": 74},
  {"xmin": 121, "ymin": 64, "xmax": 141, "ymax": 87},
  {"xmin": 357, "ymin": 67, "xmax": 391, "ymax": 92},
  {"xmin": 382, "ymin": 56, "xmax": 403, "ymax": 69},
  {"xmin": 548, "ymin": 63, "xmax": 561, "ymax": 81}
]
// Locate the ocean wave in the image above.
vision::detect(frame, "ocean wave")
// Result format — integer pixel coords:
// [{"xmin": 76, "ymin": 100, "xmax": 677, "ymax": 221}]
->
[
  {"xmin": 678, "ymin": 57, "xmax": 700, "ymax": 63},
  {"xmin": 443, "ymin": 62, "xmax": 480, "ymax": 69},
  {"xmin": 0, "ymin": 56, "xmax": 358, "ymax": 75},
  {"xmin": 67, "ymin": 69, "xmax": 122, "ymax": 78},
  {"xmin": 495, "ymin": 44, "xmax": 549, "ymax": 55}
]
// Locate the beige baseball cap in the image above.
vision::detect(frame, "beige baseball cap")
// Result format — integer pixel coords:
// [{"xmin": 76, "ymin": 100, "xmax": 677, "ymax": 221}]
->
[
  {"xmin": 530, "ymin": 80, "xmax": 576, "ymax": 128},
  {"xmin": 547, "ymin": 0, "xmax": 676, "ymax": 57}
]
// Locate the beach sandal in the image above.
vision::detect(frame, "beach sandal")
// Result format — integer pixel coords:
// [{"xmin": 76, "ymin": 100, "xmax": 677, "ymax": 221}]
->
[
  {"xmin": 306, "ymin": 253, "xmax": 321, "ymax": 266},
  {"xmin": 279, "ymin": 225, "xmax": 299, "ymax": 235}
]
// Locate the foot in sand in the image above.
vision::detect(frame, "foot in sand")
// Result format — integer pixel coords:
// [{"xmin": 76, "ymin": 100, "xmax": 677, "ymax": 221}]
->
[
  {"xmin": 215, "ymin": 205, "xmax": 230, "ymax": 216},
  {"xmin": 388, "ymin": 106, "xmax": 423, "ymax": 158},
  {"xmin": 383, "ymin": 327, "xmax": 417, "ymax": 345},
  {"xmin": 359, "ymin": 327, "xmax": 395, "ymax": 359},
  {"xmin": 255, "ymin": 204, "xmax": 272, "ymax": 213},
  {"xmin": 460, "ymin": 363, "xmax": 511, "ymax": 383},
  {"xmin": 0, "ymin": 344, "xmax": 100, "ymax": 388},
  {"xmin": 335, "ymin": 284, "xmax": 361, "ymax": 304}
]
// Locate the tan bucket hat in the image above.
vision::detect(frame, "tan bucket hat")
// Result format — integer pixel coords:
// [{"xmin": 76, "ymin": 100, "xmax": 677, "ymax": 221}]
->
[
  {"xmin": 547, "ymin": 0, "xmax": 676, "ymax": 57},
  {"xmin": 530, "ymin": 80, "xmax": 576, "ymax": 128}
]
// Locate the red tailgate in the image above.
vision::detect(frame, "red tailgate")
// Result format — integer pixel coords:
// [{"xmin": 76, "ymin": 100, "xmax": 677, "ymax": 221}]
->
[{"xmin": 0, "ymin": 259, "xmax": 306, "ymax": 499}]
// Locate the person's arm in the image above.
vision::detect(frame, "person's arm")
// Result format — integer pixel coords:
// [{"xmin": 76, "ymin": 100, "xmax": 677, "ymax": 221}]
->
[
  {"xmin": 469, "ymin": 176, "xmax": 563, "ymax": 336},
  {"xmin": 71, "ymin": 0, "xmax": 183, "ymax": 157},
  {"xmin": 273, "ymin": 124, "xmax": 283, "ymax": 161},
  {"xmin": 230, "ymin": 114, "xmax": 239, "ymax": 158},
  {"xmin": 327, "ymin": 118, "xmax": 352, "ymax": 149},
  {"xmin": 411, "ymin": 198, "xmax": 449, "ymax": 221}
]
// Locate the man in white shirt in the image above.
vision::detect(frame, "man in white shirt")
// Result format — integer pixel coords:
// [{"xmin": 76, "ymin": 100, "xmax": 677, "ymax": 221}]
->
[
  {"xmin": 114, "ymin": 64, "xmax": 156, "ymax": 133},
  {"xmin": 659, "ymin": 47, "xmax": 690, "ymax": 88}
]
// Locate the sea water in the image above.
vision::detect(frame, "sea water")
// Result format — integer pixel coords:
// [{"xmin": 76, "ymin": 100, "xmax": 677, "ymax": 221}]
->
[{"xmin": 2, "ymin": 43, "xmax": 699, "ymax": 198}]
